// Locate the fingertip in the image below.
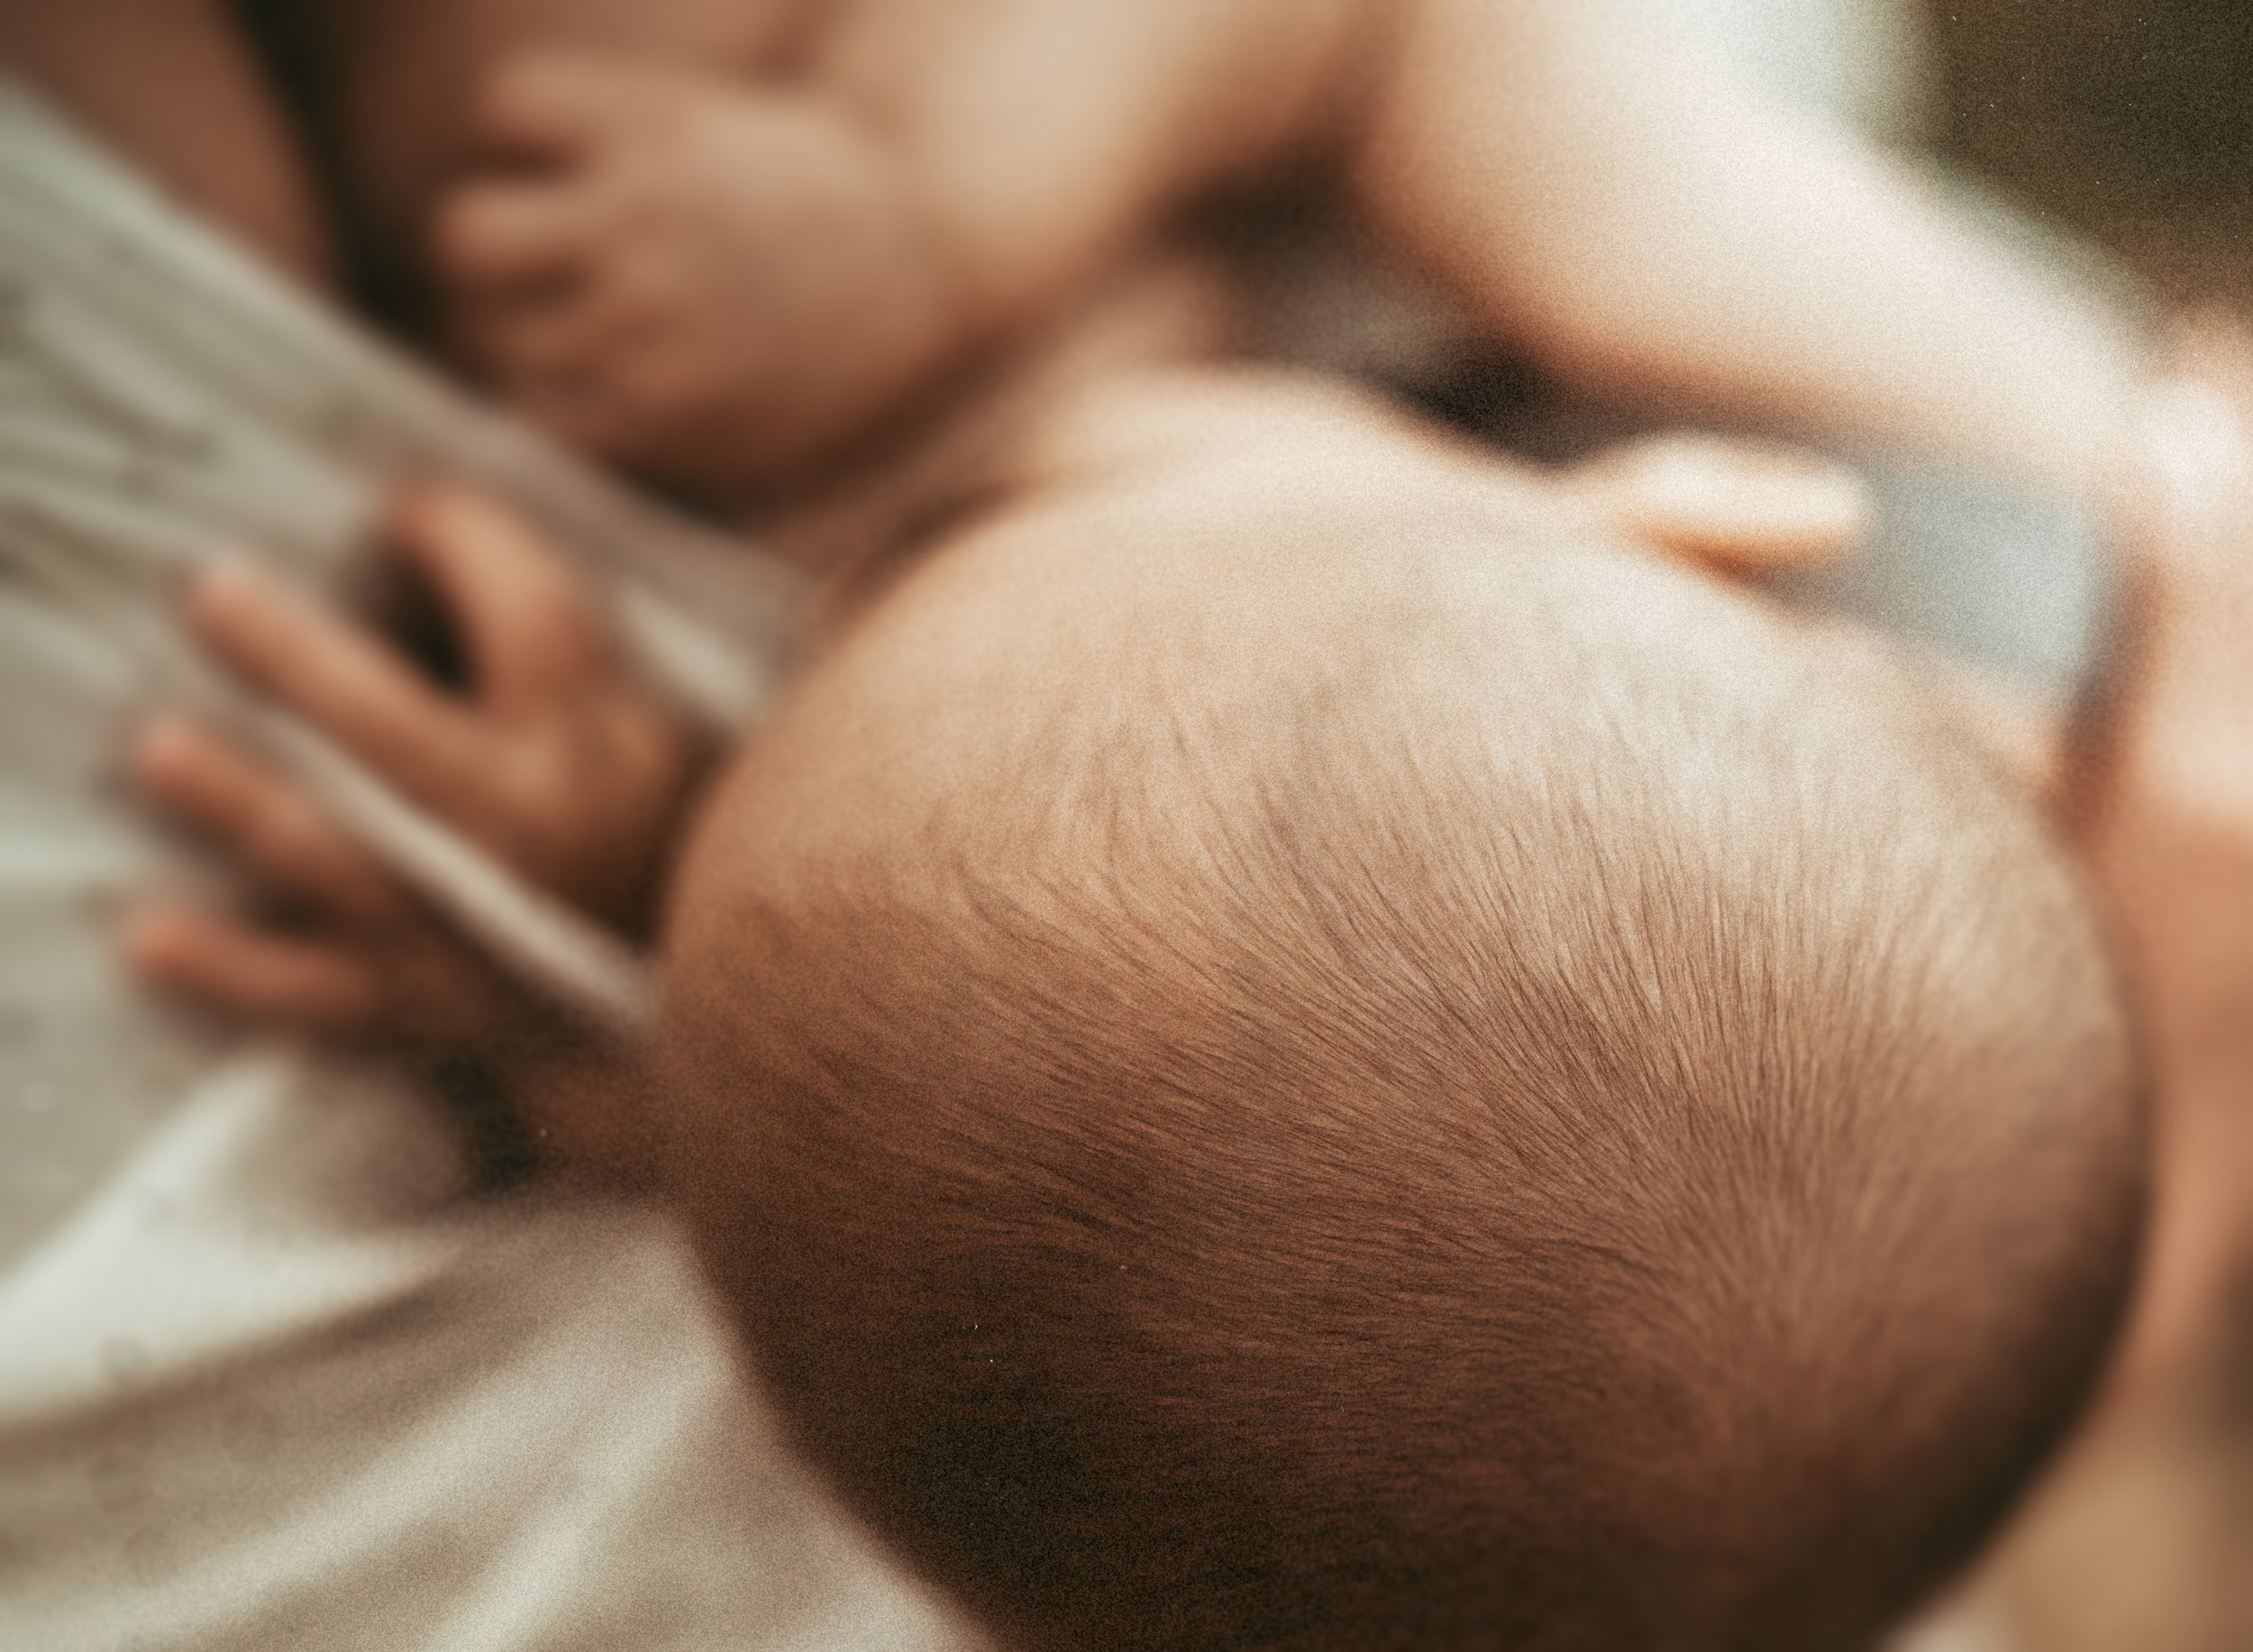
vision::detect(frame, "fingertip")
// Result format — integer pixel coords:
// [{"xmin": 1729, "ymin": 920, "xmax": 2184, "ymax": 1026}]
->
[
  {"xmin": 118, "ymin": 905, "xmax": 201, "ymax": 978},
  {"xmin": 185, "ymin": 555, "xmax": 259, "ymax": 604},
  {"xmin": 389, "ymin": 476, "xmax": 513, "ymax": 558},
  {"xmin": 131, "ymin": 709, "xmax": 201, "ymax": 765},
  {"xmin": 182, "ymin": 557, "xmax": 283, "ymax": 635},
  {"xmin": 171, "ymin": 561, "xmax": 462, "ymax": 789},
  {"xmin": 126, "ymin": 712, "xmax": 208, "ymax": 792},
  {"xmin": 119, "ymin": 908, "xmax": 383, "ymax": 1033}
]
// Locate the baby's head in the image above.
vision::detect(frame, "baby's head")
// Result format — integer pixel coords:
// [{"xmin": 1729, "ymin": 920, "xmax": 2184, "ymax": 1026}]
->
[{"xmin": 659, "ymin": 477, "xmax": 2144, "ymax": 1649}]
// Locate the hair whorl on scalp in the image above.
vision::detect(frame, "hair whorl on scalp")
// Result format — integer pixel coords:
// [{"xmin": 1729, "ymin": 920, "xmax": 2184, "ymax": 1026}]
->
[{"xmin": 670, "ymin": 531, "xmax": 2144, "ymax": 1651}]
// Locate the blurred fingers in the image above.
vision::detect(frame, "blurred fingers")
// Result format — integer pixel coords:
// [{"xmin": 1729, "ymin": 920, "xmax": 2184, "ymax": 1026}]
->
[
  {"xmin": 432, "ymin": 181, "xmax": 594, "ymax": 298},
  {"xmin": 386, "ymin": 484, "xmax": 608, "ymax": 707},
  {"xmin": 184, "ymin": 561, "xmax": 478, "ymax": 799},
  {"xmin": 469, "ymin": 53, "xmax": 653, "ymax": 164},
  {"xmin": 123, "ymin": 906, "xmax": 384, "ymax": 1036},
  {"xmin": 130, "ymin": 714, "xmax": 405, "ymax": 929},
  {"xmin": 455, "ymin": 258, "xmax": 684, "ymax": 463}
]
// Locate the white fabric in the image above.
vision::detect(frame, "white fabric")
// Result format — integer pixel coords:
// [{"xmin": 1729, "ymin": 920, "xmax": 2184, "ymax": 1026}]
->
[
  {"xmin": 0, "ymin": 80, "xmax": 801, "ymax": 1035},
  {"xmin": 0, "ymin": 85, "xmax": 977, "ymax": 1652},
  {"xmin": 0, "ymin": 596, "xmax": 978, "ymax": 1649}
]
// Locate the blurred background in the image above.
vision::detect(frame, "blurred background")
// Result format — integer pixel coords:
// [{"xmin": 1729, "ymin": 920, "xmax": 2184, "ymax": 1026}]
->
[
  {"xmin": 1933, "ymin": 0, "xmax": 2253, "ymax": 310},
  {"xmin": 1900, "ymin": 6, "xmax": 2253, "ymax": 1647}
]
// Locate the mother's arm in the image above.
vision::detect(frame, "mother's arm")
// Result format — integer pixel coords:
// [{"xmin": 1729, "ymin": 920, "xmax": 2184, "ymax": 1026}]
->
[
  {"xmin": 1352, "ymin": 0, "xmax": 2142, "ymax": 514},
  {"xmin": 0, "ymin": 0, "xmax": 331, "ymax": 282},
  {"xmin": 2068, "ymin": 327, "xmax": 2253, "ymax": 1392}
]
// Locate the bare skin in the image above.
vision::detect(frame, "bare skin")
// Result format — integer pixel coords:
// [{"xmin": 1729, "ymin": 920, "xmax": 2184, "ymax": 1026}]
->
[
  {"xmin": 4, "ymin": 0, "xmax": 2139, "ymax": 507},
  {"xmin": 107, "ymin": 335, "xmax": 2253, "ymax": 1401},
  {"xmin": 116, "ymin": 358, "xmax": 1860, "ymax": 1058},
  {"xmin": 2074, "ymin": 324, "xmax": 2253, "ymax": 1396},
  {"xmin": 6, "ymin": 0, "xmax": 2245, "ymax": 1392},
  {"xmin": 3, "ymin": 0, "xmax": 1357, "ymax": 492},
  {"xmin": 0, "ymin": 0, "xmax": 327, "ymax": 280}
]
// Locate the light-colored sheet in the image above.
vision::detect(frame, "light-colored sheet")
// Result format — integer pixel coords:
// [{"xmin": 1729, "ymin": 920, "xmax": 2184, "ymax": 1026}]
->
[
  {"xmin": 0, "ymin": 90, "xmax": 980, "ymax": 1652},
  {"xmin": 0, "ymin": 82, "xmax": 803, "ymax": 1033}
]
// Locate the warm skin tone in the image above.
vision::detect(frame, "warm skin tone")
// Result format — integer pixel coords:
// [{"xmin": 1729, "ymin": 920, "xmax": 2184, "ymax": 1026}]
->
[
  {"xmin": 652, "ymin": 379, "xmax": 2150, "ymax": 1652},
  {"xmin": 5, "ymin": 0, "xmax": 2248, "ymax": 1487},
  {"xmin": 105, "ymin": 358, "xmax": 2156, "ymax": 1652},
  {"xmin": 0, "ymin": 0, "xmax": 329, "ymax": 281},
  {"xmin": 2070, "ymin": 326, "xmax": 2253, "ymax": 1393},
  {"xmin": 4, "ymin": 0, "xmax": 2138, "ymax": 508},
  {"xmin": 117, "ymin": 361, "xmax": 1865, "ymax": 1136},
  {"xmin": 105, "ymin": 336, "xmax": 2253, "ymax": 1410},
  {"xmin": 123, "ymin": 485, "xmax": 692, "ymax": 1146}
]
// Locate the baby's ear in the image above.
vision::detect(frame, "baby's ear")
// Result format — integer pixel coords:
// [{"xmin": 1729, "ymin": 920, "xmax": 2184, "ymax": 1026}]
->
[{"xmin": 1565, "ymin": 434, "xmax": 1873, "ymax": 575}]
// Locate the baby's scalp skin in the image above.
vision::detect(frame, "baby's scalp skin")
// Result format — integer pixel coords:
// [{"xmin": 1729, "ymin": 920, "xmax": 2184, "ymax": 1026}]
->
[{"xmin": 654, "ymin": 374, "xmax": 2146, "ymax": 1649}]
